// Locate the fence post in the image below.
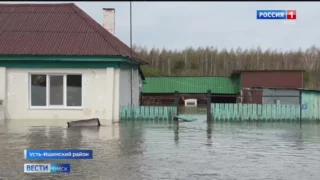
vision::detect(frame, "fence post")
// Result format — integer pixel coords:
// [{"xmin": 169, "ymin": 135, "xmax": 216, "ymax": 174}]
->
[
  {"xmin": 299, "ymin": 90, "xmax": 302, "ymax": 128},
  {"xmin": 207, "ymin": 90, "xmax": 212, "ymax": 122},
  {"xmin": 174, "ymin": 91, "xmax": 180, "ymax": 117},
  {"xmin": 139, "ymin": 92, "xmax": 143, "ymax": 106}
]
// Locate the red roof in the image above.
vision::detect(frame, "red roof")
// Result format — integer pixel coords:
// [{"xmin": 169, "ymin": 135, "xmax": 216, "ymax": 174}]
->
[
  {"xmin": 231, "ymin": 69, "xmax": 305, "ymax": 77},
  {"xmin": 0, "ymin": 3, "xmax": 143, "ymax": 61}
]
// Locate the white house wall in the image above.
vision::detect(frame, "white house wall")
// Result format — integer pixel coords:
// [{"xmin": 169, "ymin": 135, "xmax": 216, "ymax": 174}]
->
[
  {"xmin": 5, "ymin": 68, "xmax": 121, "ymax": 125},
  {"xmin": 119, "ymin": 68, "xmax": 140, "ymax": 106},
  {"xmin": 132, "ymin": 68, "xmax": 140, "ymax": 105},
  {"xmin": 119, "ymin": 68, "xmax": 131, "ymax": 106},
  {"xmin": 0, "ymin": 67, "xmax": 6, "ymax": 124},
  {"xmin": 107, "ymin": 68, "xmax": 120, "ymax": 123}
]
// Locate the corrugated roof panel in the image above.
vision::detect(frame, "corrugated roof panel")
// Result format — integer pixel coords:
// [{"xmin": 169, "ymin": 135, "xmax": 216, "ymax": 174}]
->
[
  {"xmin": 0, "ymin": 3, "xmax": 144, "ymax": 61},
  {"xmin": 143, "ymin": 77, "xmax": 240, "ymax": 94},
  {"xmin": 0, "ymin": 32, "xmax": 119, "ymax": 55}
]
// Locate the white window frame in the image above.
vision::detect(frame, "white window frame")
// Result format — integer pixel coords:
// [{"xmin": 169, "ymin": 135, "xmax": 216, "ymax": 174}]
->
[
  {"xmin": 28, "ymin": 73, "xmax": 83, "ymax": 110},
  {"xmin": 184, "ymin": 99, "xmax": 198, "ymax": 107}
]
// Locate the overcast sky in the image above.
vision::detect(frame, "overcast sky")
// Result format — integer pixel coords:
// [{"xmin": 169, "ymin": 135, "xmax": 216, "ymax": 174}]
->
[{"xmin": 4, "ymin": 1, "xmax": 320, "ymax": 51}]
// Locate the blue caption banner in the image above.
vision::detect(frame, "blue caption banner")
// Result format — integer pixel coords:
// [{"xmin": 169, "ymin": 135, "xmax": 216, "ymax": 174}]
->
[
  {"xmin": 24, "ymin": 149, "xmax": 93, "ymax": 160},
  {"xmin": 256, "ymin": 10, "xmax": 287, "ymax": 20}
]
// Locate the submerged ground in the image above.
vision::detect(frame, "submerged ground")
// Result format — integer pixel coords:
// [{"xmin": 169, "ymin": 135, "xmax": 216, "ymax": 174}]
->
[{"xmin": 0, "ymin": 117, "xmax": 320, "ymax": 180}]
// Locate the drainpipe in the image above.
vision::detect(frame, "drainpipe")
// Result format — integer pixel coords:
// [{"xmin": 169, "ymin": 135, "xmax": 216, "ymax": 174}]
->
[{"xmin": 130, "ymin": 69, "xmax": 133, "ymax": 106}]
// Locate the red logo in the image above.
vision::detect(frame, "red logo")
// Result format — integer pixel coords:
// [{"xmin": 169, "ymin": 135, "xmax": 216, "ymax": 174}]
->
[{"xmin": 287, "ymin": 10, "xmax": 296, "ymax": 20}]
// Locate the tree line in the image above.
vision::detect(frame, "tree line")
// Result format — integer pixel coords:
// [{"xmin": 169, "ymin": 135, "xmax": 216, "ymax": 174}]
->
[{"xmin": 133, "ymin": 45, "xmax": 320, "ymax": 89}]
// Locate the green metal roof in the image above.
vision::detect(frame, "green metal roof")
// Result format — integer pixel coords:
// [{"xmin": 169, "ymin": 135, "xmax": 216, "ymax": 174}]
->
[{"xmin": 143, "ymin": 76, "xmax": 240, "ymax": 94}]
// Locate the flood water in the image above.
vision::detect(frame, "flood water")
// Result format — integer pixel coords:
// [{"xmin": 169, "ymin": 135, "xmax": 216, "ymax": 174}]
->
[{"xmin": 1, "ymin": 117, "xmax": 320, "ymax": 180}]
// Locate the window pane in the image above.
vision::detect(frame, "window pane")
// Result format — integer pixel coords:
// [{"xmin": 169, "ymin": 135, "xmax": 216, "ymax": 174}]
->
[
  {"xmin": 49, "ymin": 75, "xmax": 63, "ymax": 105},
  {"xmin": 67, "ymin": 75, "xmax": 82, "ymax": 106},
  {"xmin": 31, "ymin": 75, "xmax": 47, "ymax": 106}
]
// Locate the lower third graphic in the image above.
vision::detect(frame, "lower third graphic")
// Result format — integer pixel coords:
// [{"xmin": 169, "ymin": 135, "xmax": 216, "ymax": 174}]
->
[{"xmin": 24, "ymin": 163, "xmax": 70, "ymax": 173}]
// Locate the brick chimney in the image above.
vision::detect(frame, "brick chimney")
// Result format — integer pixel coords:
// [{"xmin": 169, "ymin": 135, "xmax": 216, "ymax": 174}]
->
[{"xmin": 103, "ymin": 8, "xmax": 115, "ymax": 36}]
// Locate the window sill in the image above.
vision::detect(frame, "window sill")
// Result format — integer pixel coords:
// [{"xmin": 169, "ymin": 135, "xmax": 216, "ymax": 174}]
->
[{"xmin": 29, "ymin": 106, "xmax": 84, "ymax": 110}]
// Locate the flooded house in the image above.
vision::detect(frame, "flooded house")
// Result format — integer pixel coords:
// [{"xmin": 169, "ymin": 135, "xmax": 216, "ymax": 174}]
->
[{"xmin": 0, "ymin": 3, "xmax": 145, "ymax": 125}]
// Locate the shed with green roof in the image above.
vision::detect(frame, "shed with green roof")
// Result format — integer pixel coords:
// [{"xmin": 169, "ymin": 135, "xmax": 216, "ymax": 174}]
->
[{"xmin": 142, "ymin": 76, "xmax": 241, "ymax": 105}]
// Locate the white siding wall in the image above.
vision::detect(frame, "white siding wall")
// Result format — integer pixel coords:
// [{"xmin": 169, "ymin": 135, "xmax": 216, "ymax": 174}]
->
[
  {"xmin": 132, "ymin": 69, "xmax": 140, "ymax": 105},
  {"xmin": 4, "ymin": 68, "xmax": 121, "ymax": 125},
  {"xmin": 119, "ymin": 68, "xmax": 140, "ymax": 106},
  {"xmin": 0, "ymin": 67, "xmax": 5, "ymax": 124},
  {"xmin": 119, "ymin": 68, "xmax": 131, "ymax": 106}
]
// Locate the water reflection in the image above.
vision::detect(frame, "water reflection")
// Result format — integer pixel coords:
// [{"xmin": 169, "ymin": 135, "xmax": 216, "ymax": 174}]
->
[
  {"xmin": 27, "ymin": 126, "xmax": 50, "ymax": 149},
  {"xmin": 280, "ymin": 130, "xmax": 304, "ymax": 150},
  {"xmin": 206, "ymin": 121, "xmax": 213, "ymax": 146},
  {"xmin": 64, "ymin": 127, "xmax": 82, "ymax": 149},
  {"xmin": 48, "ymin": 126, "xmax": 64, "ymax": 149},
  {"xmin": 79, "ymin": 126, "xmax": 100, "ymax": 139},
  {"xmin": 0, "ymin": 121, "xmax": 319, "ymax": 180},
  {"xmin": 0, "ymin": 120, "xmax": 8, "ymax": 133},
  {"xmin": 173, "ymin": 121, "xmax": 179, "ymax": 145},
  {"xmin": 118, "ymin": 121, "xmax": 144, "ymax": 156}
]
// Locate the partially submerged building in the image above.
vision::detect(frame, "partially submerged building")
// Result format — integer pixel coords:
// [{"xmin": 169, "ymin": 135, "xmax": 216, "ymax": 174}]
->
[
  {"xmin": 231, "ymin": 70, "xmax": 304, "ymax": 104},
  {"xmin": 142, "ymin": 76, "xmax": 240, "ymax": 105},
  {"xmin": 0, "ymin": 3, "xmax": 145, "ymax": 124},
  {"xmin": 142, "ymin": 70, "xmax": 305, "ymax": 106}
]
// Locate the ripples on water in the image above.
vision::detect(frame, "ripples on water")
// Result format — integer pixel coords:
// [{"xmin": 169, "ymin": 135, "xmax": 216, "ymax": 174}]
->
[{"xmin": 0, "ymin": 117, "xmax": 320, "ymax": 180}]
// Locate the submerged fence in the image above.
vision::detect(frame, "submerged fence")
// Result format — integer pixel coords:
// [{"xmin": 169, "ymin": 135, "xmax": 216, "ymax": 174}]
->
[
  {"xmin": 120, "ymin": 103, "xmax": 320, "ymax": 122},
  {"xmin": 211, "ymin": 103, "xmax": 301, "ymax": 121},
  {"xmin": 120, "ymin": 106, "xmax": 177, "ymax": 121}
]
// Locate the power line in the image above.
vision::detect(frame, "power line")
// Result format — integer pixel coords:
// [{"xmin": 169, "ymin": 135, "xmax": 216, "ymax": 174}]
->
[{"xmin": 130, "ymin": 1, "xmax": 132, "ymax": 57}]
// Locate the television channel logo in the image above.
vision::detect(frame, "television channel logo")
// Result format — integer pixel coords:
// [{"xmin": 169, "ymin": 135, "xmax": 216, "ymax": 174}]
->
[
  {"xmin": 24, "ymin": 163, "xmax": 70, "ymax": 173},
  {"xmin": 257, "ymin": 10, "xmax": 296, "ymax": 20}
]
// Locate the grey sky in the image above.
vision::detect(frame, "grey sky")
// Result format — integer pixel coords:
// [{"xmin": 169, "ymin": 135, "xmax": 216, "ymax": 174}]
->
[{"xmin": 4, "ymin": 1, "xmax": 320, "ymax": 51}]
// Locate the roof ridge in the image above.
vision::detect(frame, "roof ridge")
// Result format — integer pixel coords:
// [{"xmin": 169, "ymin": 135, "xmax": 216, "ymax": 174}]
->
[
  {"xmin": 1, "ymin": 30, "xmax": 96, "ymax": 32},
  {"xmin": 70, "ymin": 4, "xmax": 126, "ymax": 57},
  {"xmin": 0, "ymin": 3, "xmax": 74, "ymax": 6}
]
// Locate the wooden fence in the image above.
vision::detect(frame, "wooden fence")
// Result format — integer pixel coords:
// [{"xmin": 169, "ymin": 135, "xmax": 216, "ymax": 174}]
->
[
  {"xmin": 120, "ymin": 103, "xmax": 320, "ymax": 122},
  {"xmin": 120, "ymin": 106, "xmax": 177, "ymax": 121},
  {"xmin": 211, "ymin": 103, "xmax": 301, "ymax": 121}
]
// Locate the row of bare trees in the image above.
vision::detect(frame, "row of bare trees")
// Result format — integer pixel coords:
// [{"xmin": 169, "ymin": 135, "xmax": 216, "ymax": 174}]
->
[{"xmin": 133, "ymin": 45, "xmax": 320, "ymax": 89}]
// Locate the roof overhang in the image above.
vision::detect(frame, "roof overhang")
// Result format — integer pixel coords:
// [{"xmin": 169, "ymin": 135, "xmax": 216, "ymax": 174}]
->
[
  {"xmin": 0, "ymin": 55, "xmax": 144, "ymax": 70},
  {"xmin": 247, "ymin": 86, "xmax": 320, "ymax": 93},
  {"xmin": 0, "ymin": 55, "xmax": 137, "ymax": 62}
]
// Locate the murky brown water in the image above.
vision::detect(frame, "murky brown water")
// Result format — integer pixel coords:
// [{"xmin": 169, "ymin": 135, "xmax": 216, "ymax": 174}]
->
[{"xmin": 1, "ymin": 117, "xmax": 320, "ymax": 180}]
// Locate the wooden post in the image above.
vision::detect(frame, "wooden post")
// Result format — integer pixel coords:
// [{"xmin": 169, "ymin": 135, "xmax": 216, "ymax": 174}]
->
[
  {"xmin": 174, "ymin": 91, "xmax": 180, "ymax": 120},
  {"xmin": 207, "ymin": 90, "xmax": 212, "ymax": 122},
  {"xmin": 139, "ymin": 92, "xmax": 143, "ymax": 105}
]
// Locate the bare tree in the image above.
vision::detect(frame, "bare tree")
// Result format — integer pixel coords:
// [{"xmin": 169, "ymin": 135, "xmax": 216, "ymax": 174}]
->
[{"xmin": 133, "ymin": 45, "xmax": 320, "ymax": 89}]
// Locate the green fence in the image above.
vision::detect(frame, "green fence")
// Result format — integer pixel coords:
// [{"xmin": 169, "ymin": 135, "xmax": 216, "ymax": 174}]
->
[
  {"xmin": 301, "ymin": 90, "xmax": 320, "ymax": 121},
  {"xmin": 211, "ymin": 103, "xmax": 301, "ymax": 121},
  {"xmin": 120, "ymin": 106, "xmax": 177, "ymax": 121}
]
